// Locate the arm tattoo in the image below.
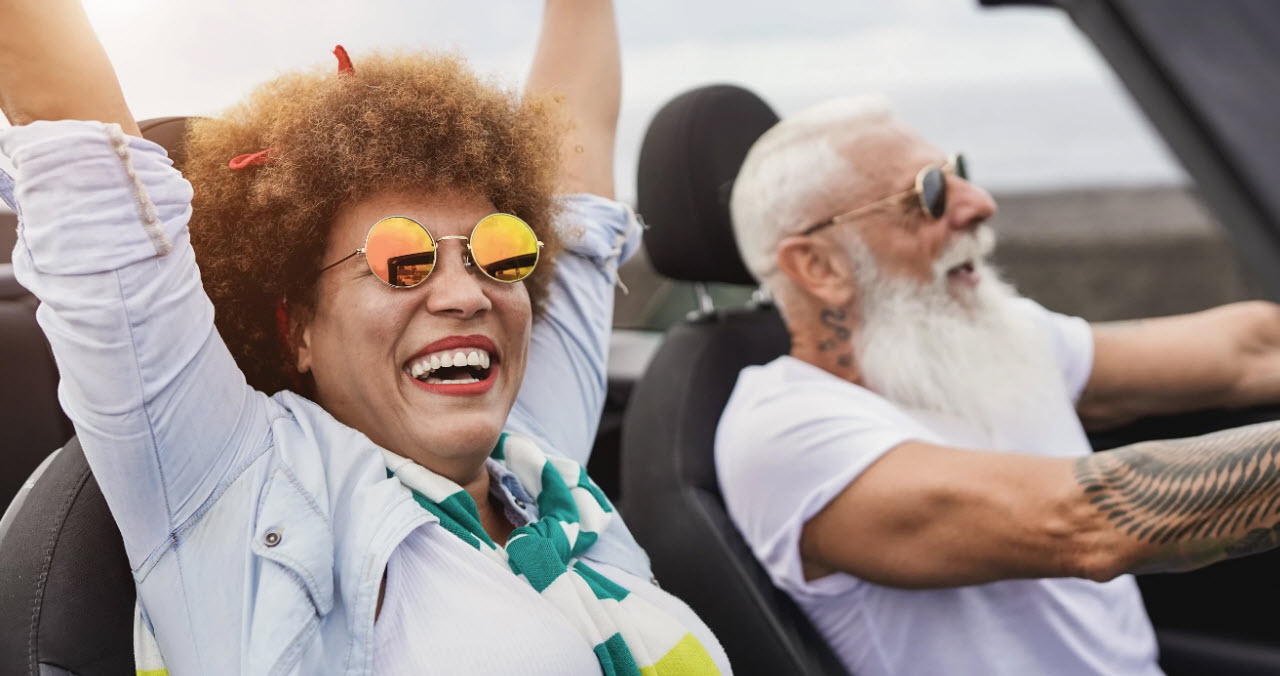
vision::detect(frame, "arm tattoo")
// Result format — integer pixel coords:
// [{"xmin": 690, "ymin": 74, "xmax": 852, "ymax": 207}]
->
[{"xmin": 1075, "ymin": 421, "xmax": 1280, "ymax": 572}]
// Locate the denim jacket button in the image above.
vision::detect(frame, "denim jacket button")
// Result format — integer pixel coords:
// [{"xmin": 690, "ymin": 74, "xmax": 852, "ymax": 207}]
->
[
  {"xmin": 513, "ymin": 497, "xmax": 527, "ymax": 510},
  {"xmin": 264, "ymin": 529, "xmax": 282, "ymax": 547}
]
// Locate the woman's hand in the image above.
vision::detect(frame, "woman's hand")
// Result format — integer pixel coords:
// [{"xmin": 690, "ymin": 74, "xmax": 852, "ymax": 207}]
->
[
  {"xmin": 524, "ymin": 0, "xmax": 620, "ymax": 199},
  {"xmin": 0, "ymin": 0, "xmax": 139, "ymax": 135}
]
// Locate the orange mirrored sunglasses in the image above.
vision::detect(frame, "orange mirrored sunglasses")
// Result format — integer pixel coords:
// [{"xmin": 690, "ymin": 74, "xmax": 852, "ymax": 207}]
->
[{"xmin": 319, "ymin": 213, "xmax": 543, "ymax": 288}]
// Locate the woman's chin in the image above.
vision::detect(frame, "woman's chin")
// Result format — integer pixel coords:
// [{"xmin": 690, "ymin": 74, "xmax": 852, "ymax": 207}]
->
[
  {"xmin": 369, "ymin": 367, "xmax": 522, "ymax": 472},
  {"xmin": 404, "ymin": 418, "xmax": 507, "ymax": 469}
]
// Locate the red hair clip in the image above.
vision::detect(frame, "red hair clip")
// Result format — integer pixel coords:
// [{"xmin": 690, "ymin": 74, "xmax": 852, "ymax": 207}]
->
[
  {"xmin": 228, "ymin": 46, "xmax": 349, "ymax": 171},
  {"xmin": 229, "ymin": 147, "xmax": 274, "ymax": 170},
  {"xmin": 334, "ymin": 45, "xmax": 353, "ymax": 76}
]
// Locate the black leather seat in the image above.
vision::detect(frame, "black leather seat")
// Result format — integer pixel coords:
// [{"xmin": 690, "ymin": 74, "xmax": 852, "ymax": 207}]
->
[
  {"xmin": 620, "ymin": 85, "xmax": 847, "ymax": 675},
  {"xmin": 0, "ymin": 117, "xmax": 191, "ymax": 676},
  {"xmin": 0, "ymin": 437, "xmax": 134, "ymax": 675}
]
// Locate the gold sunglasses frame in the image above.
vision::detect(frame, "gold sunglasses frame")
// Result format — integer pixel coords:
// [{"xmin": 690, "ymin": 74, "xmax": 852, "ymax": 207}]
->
[
  {"xmin": 318, "ymin": 214, "xmax": 545, "ymax": 289},
  {"xmin": 800, "ymin": 153, "xmax": 966, "ymax": 236}
]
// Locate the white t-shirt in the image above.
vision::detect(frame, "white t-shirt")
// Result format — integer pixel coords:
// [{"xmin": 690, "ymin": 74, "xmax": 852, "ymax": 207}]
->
[
  {"xmin": 715, "ymin": 299, "xmax": 1161, "ymax": 676},
  {"xmin": 373, "ymin": 524, "xmax": 732, "ymax": 675}
]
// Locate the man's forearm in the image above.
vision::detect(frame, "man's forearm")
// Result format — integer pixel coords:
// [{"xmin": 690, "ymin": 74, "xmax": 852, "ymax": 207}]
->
[
  {"xmin": 1075, "ymin": 420, "xmax": 1280, "ymax": 575},
  {"xmin": 0, "ymin": 0, "xmax": 138, "ymax": 134},
  {"xmin": 1081, "ymin": 302, "xmax": 1280, "ymax": 429}
]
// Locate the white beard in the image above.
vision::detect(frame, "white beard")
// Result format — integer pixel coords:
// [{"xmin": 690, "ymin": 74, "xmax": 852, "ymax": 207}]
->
[{"xmin": 848, "ymin": 226, "xmax": 1066, "ymax": 436}]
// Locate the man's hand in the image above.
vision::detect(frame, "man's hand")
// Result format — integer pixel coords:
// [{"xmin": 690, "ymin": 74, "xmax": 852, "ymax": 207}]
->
[
  {"xmin": 524, "ymin": 0, "xmax": 620, "ymax": 198},
  {"xmin": 1079, "ymin": 301, "xmax": 1280, "ymax": 430},
  {"xmin": 0, "ymin": 0, "xmax": 138, "ymax": 135}
]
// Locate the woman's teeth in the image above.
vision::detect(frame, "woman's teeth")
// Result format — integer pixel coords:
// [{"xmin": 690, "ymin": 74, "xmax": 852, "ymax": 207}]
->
[{"xmin": 406, "ymin": 349, "xmax": 492, "ymax": 384}]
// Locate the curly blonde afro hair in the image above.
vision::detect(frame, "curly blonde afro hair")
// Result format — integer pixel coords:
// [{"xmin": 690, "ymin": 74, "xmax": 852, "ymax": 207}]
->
[{"xmin": 183, "ymin": 50, "xmax": 563, "ymax": 396}]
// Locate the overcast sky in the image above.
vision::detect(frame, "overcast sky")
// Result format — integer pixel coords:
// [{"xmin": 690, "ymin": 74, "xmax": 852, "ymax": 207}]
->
[{"xmin": 3, "ymin": 0, "xmax": 1185, "ymax": 206}]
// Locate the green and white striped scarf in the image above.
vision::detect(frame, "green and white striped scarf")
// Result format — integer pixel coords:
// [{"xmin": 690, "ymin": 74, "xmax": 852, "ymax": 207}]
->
[
  {"xmin": 383, "ymin": 432, "xmax": 722, "ymax": 675},
  {"xmin": 133, "ymin": 432, "xmax": 721, "ymax": 675}
]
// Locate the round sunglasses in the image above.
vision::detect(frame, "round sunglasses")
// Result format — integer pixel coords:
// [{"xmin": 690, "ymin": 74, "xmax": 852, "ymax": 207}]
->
[
  {"xmin": 319, "ymin": 213, "xmax": 544, "ymax": 288},
  {"xmin": 802, "ymin": 153, "xmax": 968, "ymax": 236}
]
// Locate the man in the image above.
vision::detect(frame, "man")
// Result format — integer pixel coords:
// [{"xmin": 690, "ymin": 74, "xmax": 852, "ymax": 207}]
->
[{"xmin": 715, "ymin": 98, "xmax": 1280, "ymax": 676}]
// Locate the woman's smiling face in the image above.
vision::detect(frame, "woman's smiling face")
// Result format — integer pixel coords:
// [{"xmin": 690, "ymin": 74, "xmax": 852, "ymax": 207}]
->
[{"xmin": 296, "ymin": 188, "xmax": 532, "ymax": 481}]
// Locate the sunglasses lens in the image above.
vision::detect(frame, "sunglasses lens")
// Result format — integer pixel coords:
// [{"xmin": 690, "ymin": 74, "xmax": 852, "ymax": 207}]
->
[
  {"xmin": 365, "ymin": 217, "xmax": 436, "ymax": 287},
  {"xmin": 470, "ymin": 214, "xmax": 540, "ymax": 282},
  {"xmin": 919, "ymin": 167, "xmax": 947, "ymax": 219},
  {"xmin": 953, "ymin": 153, "xmax": 968, "ymax": 180}
]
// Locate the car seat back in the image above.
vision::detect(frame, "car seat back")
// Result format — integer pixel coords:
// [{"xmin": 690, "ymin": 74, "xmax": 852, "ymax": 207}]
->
[{"xmin": 621, "ymin": 85, "xmax": 847, "ymax": 675}]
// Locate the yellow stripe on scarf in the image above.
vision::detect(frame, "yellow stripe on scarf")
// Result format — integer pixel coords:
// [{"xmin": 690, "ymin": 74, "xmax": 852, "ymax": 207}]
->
[{"xmin": 640, "ymin": 633, "xmax": 721, "ymax": 675}]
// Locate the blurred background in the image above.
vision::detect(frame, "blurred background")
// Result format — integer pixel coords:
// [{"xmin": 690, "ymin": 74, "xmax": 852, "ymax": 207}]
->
[{"xmin": 0, "ymin": 0, "xmax": 1262, "ymax": 329}]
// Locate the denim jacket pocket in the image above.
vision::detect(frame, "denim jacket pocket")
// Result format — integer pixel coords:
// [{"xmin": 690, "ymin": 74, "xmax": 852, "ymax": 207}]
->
[{"xmin": 248, "ymin": 467, "xmax": 335, "ymax": 675}]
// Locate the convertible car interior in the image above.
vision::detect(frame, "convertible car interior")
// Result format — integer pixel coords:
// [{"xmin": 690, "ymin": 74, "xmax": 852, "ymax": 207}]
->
[{"xmin": 5, "ymin": 1, "xmax": 1280, "ymax": 674}]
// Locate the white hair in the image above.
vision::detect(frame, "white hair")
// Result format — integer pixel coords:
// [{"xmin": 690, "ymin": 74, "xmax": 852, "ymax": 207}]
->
[{"xmin": 729, "ymin": 96, "xmax": 894, "ymax": 291}]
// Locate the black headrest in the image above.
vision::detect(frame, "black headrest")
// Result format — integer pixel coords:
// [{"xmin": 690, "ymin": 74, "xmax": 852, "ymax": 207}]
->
[
  {"xmin": 636, "ymin": 85, "xmax": 779, "ymax": 285},
  {"xmin": 139, "ymin": 116, "xmax": 193, "ymax": 170}
]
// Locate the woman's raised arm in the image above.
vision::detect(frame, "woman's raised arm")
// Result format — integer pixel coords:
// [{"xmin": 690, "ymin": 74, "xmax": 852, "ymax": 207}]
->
[
  {"xmin": 508, "ymin": 0, "xmax": 638, "ymax": 463},
  {"xmin": 0, "ymin": 1, "xmax": 267, "ymax": 570},
  {"xmin": 0, "ymin": 0, "xmax": 139, "ymax": 134},
  {"xmin": 525, "ymin": 0, "xmax": 621, "ymax": 199}
]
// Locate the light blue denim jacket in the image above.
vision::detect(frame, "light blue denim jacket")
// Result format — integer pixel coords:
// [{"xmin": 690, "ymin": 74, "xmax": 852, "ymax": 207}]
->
[{"xmin": 1, "ymin": 120, "xmax": 650, "ymax": 675}]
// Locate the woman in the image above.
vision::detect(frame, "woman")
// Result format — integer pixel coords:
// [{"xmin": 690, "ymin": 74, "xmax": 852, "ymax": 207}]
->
[{"xmin": 0, "ymin": 1, "xmax": 729, "ymax": 673}]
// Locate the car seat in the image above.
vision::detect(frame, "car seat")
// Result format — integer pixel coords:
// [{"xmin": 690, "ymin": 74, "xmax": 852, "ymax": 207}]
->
[
  {"xmin": 0, "ymin": 117, "xmax": 190, "ymax": 676},
  {"xmin": 0, "ymin": 263, "xmax": 71, "ymax": 508},
  {"xmin": 620, "ymin": 84, "xmax": 848, "ymax": 675}
]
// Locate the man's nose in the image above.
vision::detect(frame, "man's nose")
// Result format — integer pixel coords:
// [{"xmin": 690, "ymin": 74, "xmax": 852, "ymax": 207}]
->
[
  {"xmin": 422, "ymin": 243, "xmax": 492, "ymax": 318},
  {"xmin": 947, "ymin": 177, "xmax": 997, "ymax": 232}
]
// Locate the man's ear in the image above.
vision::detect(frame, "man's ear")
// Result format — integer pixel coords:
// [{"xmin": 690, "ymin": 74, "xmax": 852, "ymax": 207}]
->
[{"xmin": 775, "ymin": 235, "xmax": 858, "ymax": 307}]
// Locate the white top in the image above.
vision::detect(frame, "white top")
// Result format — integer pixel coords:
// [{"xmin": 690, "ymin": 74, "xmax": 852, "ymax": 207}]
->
[
  {"xmin": 715, "ymin": 299, "xmax": 1161, "ymax": 676},
  {"xmin": 373, "ymin": 462, "xmax": 733, "ymax": 675}
]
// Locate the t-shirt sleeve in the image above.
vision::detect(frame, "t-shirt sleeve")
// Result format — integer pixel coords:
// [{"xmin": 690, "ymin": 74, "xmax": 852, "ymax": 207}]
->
[
  {"xmin": 1014, "ymin": 298, "xmax": 1095, "ymax": 403},
  {"xmin": 715, "ymin": 362, "xmax": 933, "ymax": 598}
]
